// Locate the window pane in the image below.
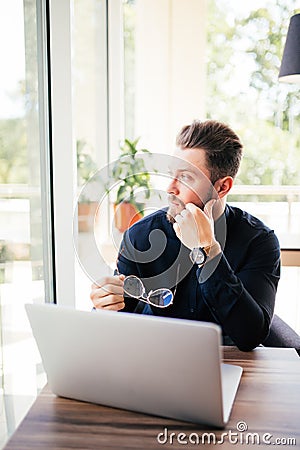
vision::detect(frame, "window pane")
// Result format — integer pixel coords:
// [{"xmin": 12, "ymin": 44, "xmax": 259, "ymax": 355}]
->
[
  {"xmin": 276, "ymin": 266, "xmax": 300, "ymax": 333},
  {"xmin": 123, "ymin": 0, "xmax": 300, "ymax": 249},
  {"xmin": 122, "ymin": 0, "xmax": 300, "ymax": 333},
  {"xmin": 123, "ymin": 0, "xmax": 136, "ymax": 140},
  {"xmin": 205, "ymin": 0, "xmax": 300, "ymax": 332},
  {"xmin": 206, "ymin": 0, "xmax": 300, "ymax": 249},
  {"xmin": 0, "ymin": 0, "xmax": 50, "ymax": 445},
  {"xmin": 71, "ymin": 0, "xmax": 110, "ymax": 310}
]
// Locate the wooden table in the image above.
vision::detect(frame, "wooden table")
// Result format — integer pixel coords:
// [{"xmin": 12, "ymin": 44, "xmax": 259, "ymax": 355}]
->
[{"xmin": 4, "ymin": 347, "xmax": 300, "ymax": 449}]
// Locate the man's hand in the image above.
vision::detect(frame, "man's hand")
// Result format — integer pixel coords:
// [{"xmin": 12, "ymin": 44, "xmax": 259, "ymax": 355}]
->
[
  {"xmin": 173, "ymin": 200, "xmax": 217, "ymax": 250},
  {"xmin": 90, "ymin": 275, "xmax": 125, "ymax": 311}
]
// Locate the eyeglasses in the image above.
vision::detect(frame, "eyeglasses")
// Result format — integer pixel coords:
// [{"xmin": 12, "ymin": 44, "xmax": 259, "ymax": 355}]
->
[
  {"xmin": 116, "ymin": 263, "xmax": 180, "ymax": 309},
  {"xmin": 116, "ymin": 246, "xmax": 180, "ymax": 308},
  {"xmin": 123, "ymin": 275, "xmax": 175, "ymax": 308}
]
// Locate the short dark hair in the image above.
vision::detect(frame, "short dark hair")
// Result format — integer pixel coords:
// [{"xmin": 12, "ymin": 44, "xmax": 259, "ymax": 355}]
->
[{"xmin": 176, "ymin": 120, "xmax": 243, "ymax": 184}]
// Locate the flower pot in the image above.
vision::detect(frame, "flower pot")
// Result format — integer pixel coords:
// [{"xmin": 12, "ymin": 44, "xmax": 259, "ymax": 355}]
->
[{"xmin": 113, "ymin": 202, "xmax": 143, "ymax": 233}]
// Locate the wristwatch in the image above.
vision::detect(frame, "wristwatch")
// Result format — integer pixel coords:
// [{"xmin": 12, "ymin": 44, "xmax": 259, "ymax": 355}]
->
[{"xmin": 189, "ymin": 245, "xmax": 211, "ymax": 267}]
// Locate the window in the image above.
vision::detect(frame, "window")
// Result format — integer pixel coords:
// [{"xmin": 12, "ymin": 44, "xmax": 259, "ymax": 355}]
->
[
  {"xmin": 122, "ymin": 0, "xmax": 300, "ymax": 332},
  {"xmin": 206, "ymin": 0, "xmax": 300, "ymax": 332},
  {"xmin": 71, "ymin": 0, "xmax": 112, "ymax": 309},
  {"xmin": 206, "ymin": 0, "xmax": 300, "ymax": 249},
  {"xmin": 0, "ymin": 0, "xmax": 53, "ymax": 445}
]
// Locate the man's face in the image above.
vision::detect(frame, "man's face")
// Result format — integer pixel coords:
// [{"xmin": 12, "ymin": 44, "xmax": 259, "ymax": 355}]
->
[{"xmin": 167, "ymin": 147, "xmax": 215, "ymax": 221}]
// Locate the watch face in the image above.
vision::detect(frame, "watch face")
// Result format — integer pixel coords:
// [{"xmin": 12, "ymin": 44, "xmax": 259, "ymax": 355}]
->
[{"xmin": 190, "ymin": 247, "xmax": 206, "ymax": 265}]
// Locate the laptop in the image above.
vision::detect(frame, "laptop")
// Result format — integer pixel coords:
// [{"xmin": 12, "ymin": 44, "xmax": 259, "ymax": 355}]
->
[{"xmin": 25, "ymin": 303, "xmax": 242, "ymax": 428}]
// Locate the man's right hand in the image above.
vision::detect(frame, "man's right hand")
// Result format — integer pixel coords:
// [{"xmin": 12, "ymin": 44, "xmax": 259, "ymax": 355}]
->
[{"xmin": 90, "ymin": 275, "xmax": 125, "ymax": 311}]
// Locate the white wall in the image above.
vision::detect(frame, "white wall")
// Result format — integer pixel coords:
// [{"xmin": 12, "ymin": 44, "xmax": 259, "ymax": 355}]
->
[{"xmin": 135, "ymin": 0, "xmax": 207, "ymax": 153}]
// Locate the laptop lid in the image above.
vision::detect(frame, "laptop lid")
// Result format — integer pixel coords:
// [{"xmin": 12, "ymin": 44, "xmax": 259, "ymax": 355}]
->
[{"xmin": 25, "ymin": 303, "xmax": 242, "ymax": 427}]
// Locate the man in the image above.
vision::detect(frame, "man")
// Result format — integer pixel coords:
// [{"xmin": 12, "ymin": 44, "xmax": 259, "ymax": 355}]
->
[{"xmin": 90, "ymin": 120, "xmax": 281, "ymax": 351}]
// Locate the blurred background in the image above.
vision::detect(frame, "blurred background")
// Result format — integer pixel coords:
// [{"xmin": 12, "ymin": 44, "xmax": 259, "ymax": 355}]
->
[{"xmin": 0, "ymin": 0, "xmax": 300, "ymax": 446}]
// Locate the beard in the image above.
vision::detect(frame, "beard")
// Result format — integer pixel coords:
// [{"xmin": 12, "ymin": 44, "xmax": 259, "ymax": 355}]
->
[
  {"xmin": 166, "ymin": 194, "xmax": 186, "ymax": 224},
  {"xmin": 166, "ymin": 185, "xmax": 215, "ymax": 224}
]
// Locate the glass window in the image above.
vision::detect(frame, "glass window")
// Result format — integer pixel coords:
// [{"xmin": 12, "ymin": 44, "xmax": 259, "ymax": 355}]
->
[
  {"xmin": 122, "ymin": 0, "xmax": 300, "ymax": 333},
  {"xmin": 0, "ymin": 0, "xmax": 52, "ymax": 445},
  {"xmin": 123, "ymin": 0, "xmax": 300, "ymax": 248},
  {"xmin": 206, "ymin": 0, "xmax": 300, "ymax": 250},
  {"xmin": 71, "ymin": 0, "xmax": 111, "ymax": 310},
  {"xmin": 206, "ymin": 0, "xmax": 300, "ymax": 333},
  {"xmin": 123, "ymin": 0, "xmax": 136, "ymax": 141}
]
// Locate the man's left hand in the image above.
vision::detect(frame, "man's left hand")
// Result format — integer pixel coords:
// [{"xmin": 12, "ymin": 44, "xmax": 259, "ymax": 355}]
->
[{"xmin": 173, "ymin": 200, "xmax": 216, "ymax": 250}]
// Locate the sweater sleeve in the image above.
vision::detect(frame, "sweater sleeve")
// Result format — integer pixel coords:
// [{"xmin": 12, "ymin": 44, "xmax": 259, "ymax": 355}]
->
[
  {"xmin": 116, "ymin": 230, "xmax": 144, "ymax": 313},
  {"xmin": 197, "ymin": 230, "xmax": 281, "ymax": 351}
]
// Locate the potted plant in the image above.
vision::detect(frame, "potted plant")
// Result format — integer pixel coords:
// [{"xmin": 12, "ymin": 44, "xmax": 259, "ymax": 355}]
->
[
  {"xmin": 77, "ymin": 140, "xmax": 99, "ymax": 232},
  {"xmin": 0, "ymin": 240, "xmax": 13, "ymax": 283},
  {"xmin": 110, "ymin": 138, "xmax": 152, "ymax": 233}
]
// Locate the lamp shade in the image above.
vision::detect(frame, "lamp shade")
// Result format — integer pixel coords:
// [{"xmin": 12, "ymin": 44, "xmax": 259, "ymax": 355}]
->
[{"xmin": 279, "ymin": 13, "xmax": 300, "ymax": 83}]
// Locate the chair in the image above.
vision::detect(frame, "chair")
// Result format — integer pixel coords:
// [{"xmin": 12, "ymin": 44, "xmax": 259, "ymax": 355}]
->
[{"xmin": 262, "ymin": 314, "xmax": 300, "ymax": 356}]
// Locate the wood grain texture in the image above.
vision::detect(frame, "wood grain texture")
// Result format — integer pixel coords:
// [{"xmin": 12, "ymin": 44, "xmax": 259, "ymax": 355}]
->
[{"xmin": 4, "ymin": 347, "xmax": 300, "ymax": 450}]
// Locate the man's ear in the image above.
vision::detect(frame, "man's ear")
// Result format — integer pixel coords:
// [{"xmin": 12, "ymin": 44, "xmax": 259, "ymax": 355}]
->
[{"xmin": 214, "ymin": 176, "xmax": 233, "ymax": 199}]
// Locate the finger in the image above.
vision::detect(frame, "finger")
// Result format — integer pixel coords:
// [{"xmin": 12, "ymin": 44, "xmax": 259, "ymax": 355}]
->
[
  {"xmin": 99, "ymin": 275, "xmax": 124, "ymax": 287},
  {"xmin": 91, "ymin": 286, "xmax": 124, "ymax": 302},
  {"xmin": 186, "ymin": 203, "xmax": 207, "ymax": 223},
  {"xmin": 103, "ymin": 302, "xmax": 125, "ymax": 311},
  {"xmin": 94, "ymin": 301, "xmax": 125, "ymax": 311},
  {"xmin": 173, "ymin": 222, "xmax": 181, "ymax": 238},
  {"xmin": 92, "ymin": 275, "xmax": 124, "ymax": 289},
  {"xmin": 185, "ymin": 203, "xmax": 199, "ymax": 214},
  {"xmin": 180, "ymin": 208, "xmax": 188, "ymax": 218},
  {"xmin": 90, "ymin": 284, "xmax": 124, "ymax": 301},
  {"xmin": 174, "ymin": 214, "xmax": 184, "ymax": 224},
  {"xmin": 93, "ymin": 294, "xmax": 124, "ymax": 308}
]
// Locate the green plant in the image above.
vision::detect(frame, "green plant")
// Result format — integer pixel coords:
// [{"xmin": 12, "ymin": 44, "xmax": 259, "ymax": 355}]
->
[
  {"xmin": 110, "ymin": 138, "xmax": 152, "ymax": 212},
  {"xmin": 76, "ymin": 140, "xmax": 99, "ymax": 204},
  {"xmin": 77, "ymin": 140, "xmax": 98, "ymax": 185},
  {"xmin": 0, "ymin": 241, "xmax": 13, "ymax": 263}
]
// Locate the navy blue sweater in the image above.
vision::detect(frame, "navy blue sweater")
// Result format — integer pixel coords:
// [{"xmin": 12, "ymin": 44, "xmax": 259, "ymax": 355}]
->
[{"xmin": 117, "ymin": 205, "xmax": 281, "ymax": 351}]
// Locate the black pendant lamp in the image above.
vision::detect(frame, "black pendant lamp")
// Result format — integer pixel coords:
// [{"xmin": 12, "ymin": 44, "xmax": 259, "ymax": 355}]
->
[{"xmin": 279, "ymin": 13, "xmax": 300, "ymax": 83}]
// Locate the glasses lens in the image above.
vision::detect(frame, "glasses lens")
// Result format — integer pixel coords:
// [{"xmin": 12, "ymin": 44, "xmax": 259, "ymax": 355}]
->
[
  {"xmin": 148, "ymin": 289, "xmax": 173, "ymax": 307},
  {"xmin": 123, "ymin": 276, "xmax": 144, "ymax": 298}
]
